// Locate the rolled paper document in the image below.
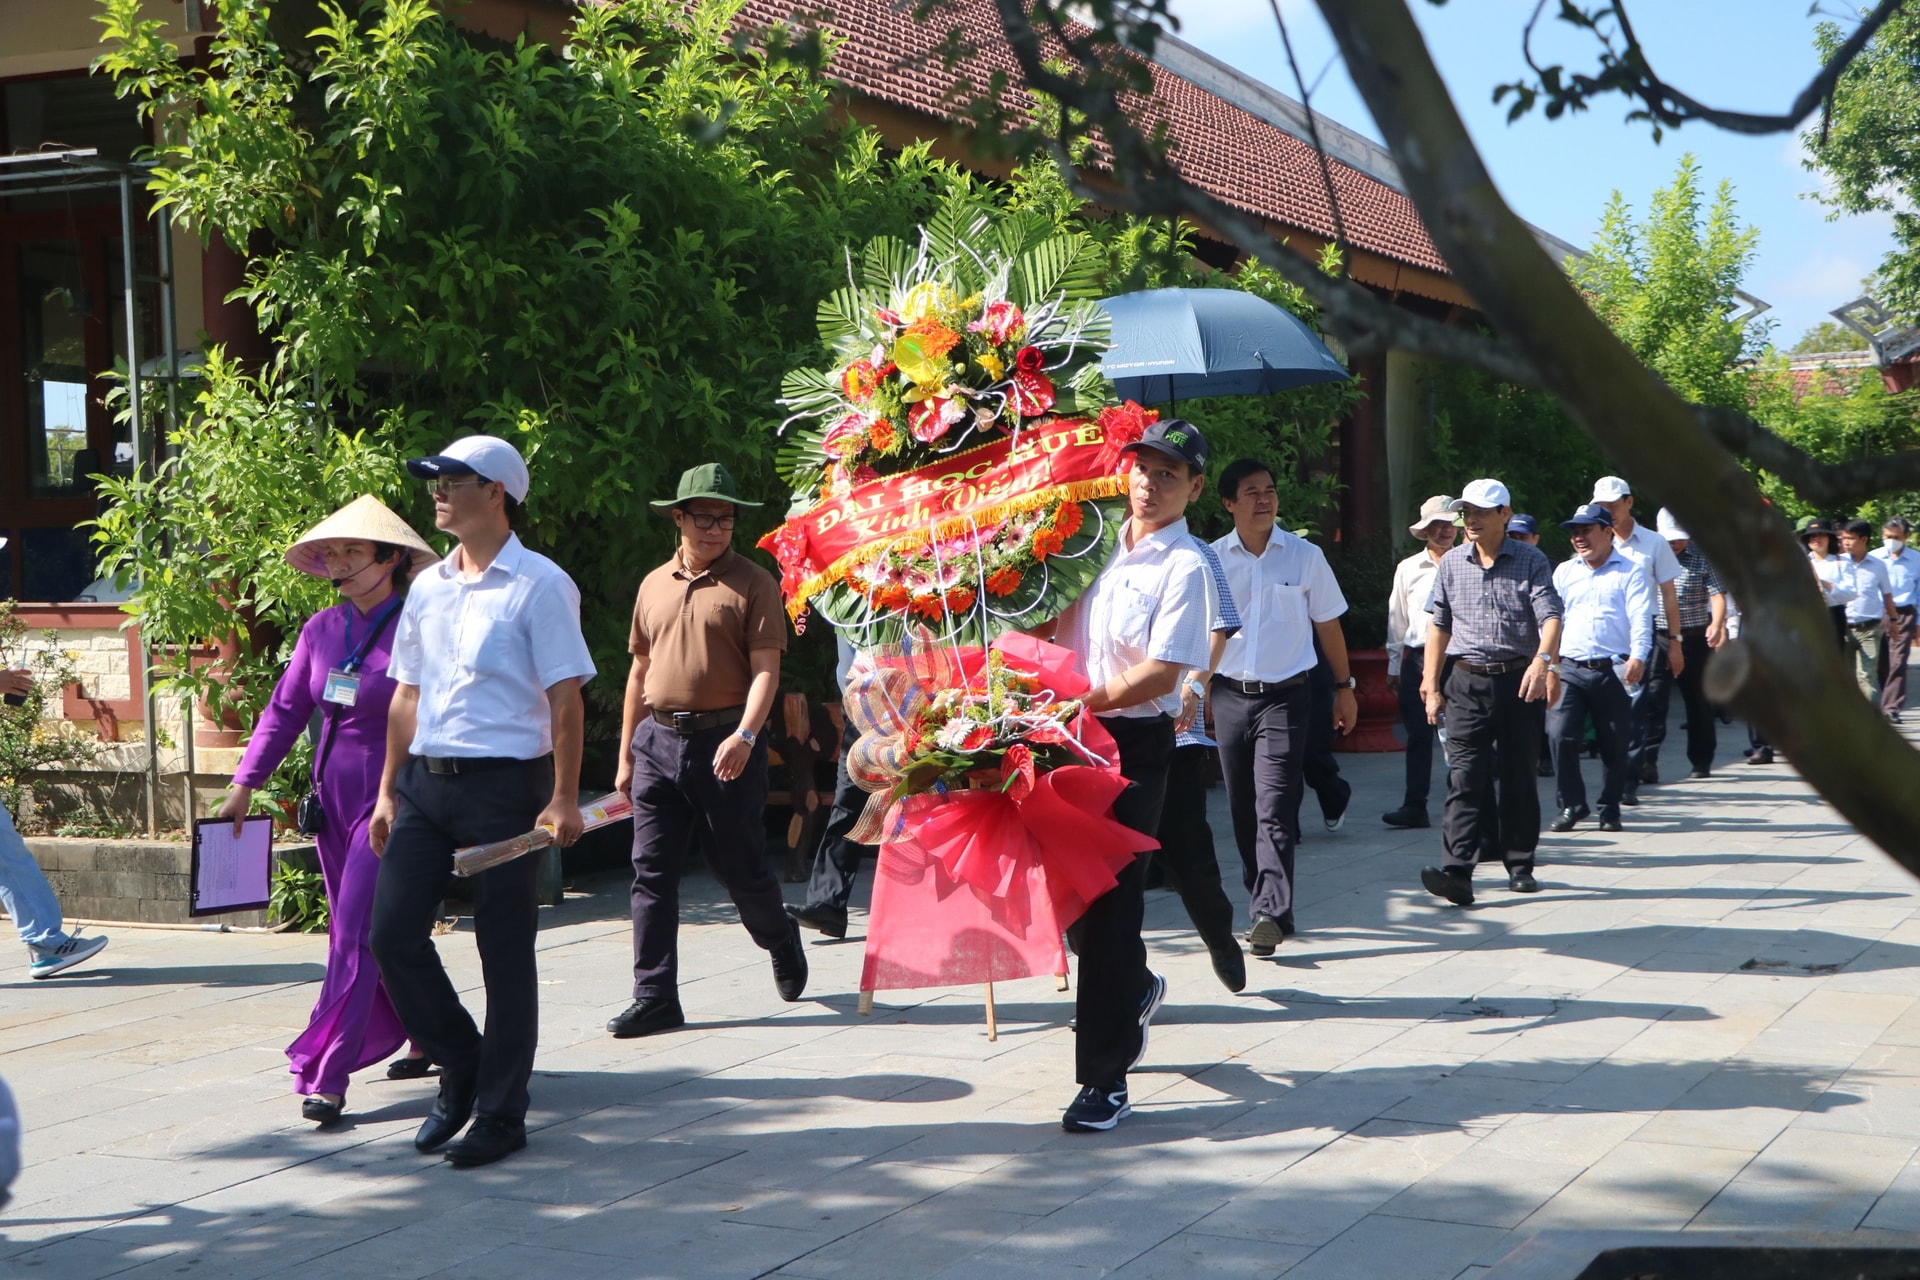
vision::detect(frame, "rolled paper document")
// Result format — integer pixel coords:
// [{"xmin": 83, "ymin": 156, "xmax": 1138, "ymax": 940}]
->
[{"xmin": 451, "ymin": 792, "xmax": 634, "ymax": 877}]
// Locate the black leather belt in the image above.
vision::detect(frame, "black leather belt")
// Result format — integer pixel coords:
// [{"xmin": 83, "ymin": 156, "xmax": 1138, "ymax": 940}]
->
[
  {"xmin": 1850, "ymin": 620, "xmax": 1885, "ymax": 631},
  {"xmin": 1457, "ymin": 658, "xmax": 1532, "ymax": 676},
  {"xmin": 1564, "ymin": 657, "xmax": 1615, "ymax": 671},
  {"xmin": 1213, "ymin": 672, "xmax": 1309, "ymax": 696},
  {"xmin": 652, "ymin": 706, "xmax": 745, "ymax": 734},
  {"xmin": 420, "ymin": 755, "xmax": 539, "ymax": 776}
]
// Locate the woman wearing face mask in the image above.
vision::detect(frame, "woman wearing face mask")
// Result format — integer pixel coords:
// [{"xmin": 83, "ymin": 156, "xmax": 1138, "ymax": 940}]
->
[{"xmin": 216, "ymin": 497, "xmax": 440, "ymax": 1126}]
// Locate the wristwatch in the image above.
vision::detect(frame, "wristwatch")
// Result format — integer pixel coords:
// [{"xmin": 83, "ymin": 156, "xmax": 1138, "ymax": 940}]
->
[
  {"xmin": 735, "ymin": 727, "xmax": 757, "ymax": 746},
  {"xmin": 1185, "ymin": 675, "xmax": 1208, "ymax": 697},
  {"xmin": 1333, "ymin": 676, "xmax": 1357, "ymax": 690}
]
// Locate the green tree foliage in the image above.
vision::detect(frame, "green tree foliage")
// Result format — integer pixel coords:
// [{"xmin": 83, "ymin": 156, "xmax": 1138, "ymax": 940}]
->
[
  {"xmin": 0, "ymin": 604, "xmax": 97, "ymax": 823},
  {"xmin": 1573, "ymin": 155, "xmax": 1766, "ymax": 411},
  {"xmin": 1749, "ymin": 360, "xmax": 1920, "ymax": 526},
  {"xmin": 93, "ymin": 0, "xmax": 958, "ymax": 703},
  {"xmin": 1804, "ymin": 7, "xmax": 1920, "ymax": 322},
  {"xmin": 1792, "ymin": 320, "xmax": 1873, "ymax": 355}
]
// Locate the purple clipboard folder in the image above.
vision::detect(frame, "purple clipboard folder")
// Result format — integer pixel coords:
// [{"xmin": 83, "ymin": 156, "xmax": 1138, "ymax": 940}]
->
[{"xmin": 190, "ymin": 815, "xmax": 274, "ymax": 917}]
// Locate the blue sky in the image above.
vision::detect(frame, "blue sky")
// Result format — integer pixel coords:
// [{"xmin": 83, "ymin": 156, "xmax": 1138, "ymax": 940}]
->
[{"xmin": 1170, "ymin": 0, "xmax": 1895, "ymax": 348}]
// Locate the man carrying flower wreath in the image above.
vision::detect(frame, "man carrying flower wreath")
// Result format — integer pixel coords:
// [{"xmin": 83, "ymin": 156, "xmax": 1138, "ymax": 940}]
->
[{"xmin": 1047, "ymin": 419, "xmax": 1214, "ymax": 1133}]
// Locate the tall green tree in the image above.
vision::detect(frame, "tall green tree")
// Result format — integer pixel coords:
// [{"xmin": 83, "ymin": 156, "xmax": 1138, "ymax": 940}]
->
[
  {"xmin": 1804, "ymin": 5, "xmax": 1920, "ymax": 322},
  {"xmin": 1573, "ymin": 155, "xmax": 1765, "ymax": 412}
]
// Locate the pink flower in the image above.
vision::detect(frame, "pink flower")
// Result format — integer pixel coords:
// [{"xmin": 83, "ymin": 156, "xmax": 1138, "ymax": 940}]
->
[{"xmin": 968, "ymin": 300, "xmax": 1027, "ymax": 345}]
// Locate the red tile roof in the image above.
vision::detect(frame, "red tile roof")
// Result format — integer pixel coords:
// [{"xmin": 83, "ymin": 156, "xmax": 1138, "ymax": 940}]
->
[{"xmin": 731, "ymin": 0, "xmax": 1449, "ymax": 277}]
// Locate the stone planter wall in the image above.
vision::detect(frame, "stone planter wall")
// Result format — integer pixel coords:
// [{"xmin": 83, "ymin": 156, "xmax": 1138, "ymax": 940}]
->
[{"xmin": 22, "ymin": 835, "xmax": 317, "ymax": 927}]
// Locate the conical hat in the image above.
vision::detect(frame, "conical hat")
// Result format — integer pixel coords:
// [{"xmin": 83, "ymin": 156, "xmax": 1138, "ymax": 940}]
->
[{"xmin": 286, "ymin": 495, "xmax": 441, "ymax": 579}]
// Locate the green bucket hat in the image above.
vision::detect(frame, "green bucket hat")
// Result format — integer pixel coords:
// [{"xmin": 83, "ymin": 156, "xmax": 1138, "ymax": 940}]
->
[{"xmin": 651, "ymin": 462, "xmax": 762, "ymax": 510}]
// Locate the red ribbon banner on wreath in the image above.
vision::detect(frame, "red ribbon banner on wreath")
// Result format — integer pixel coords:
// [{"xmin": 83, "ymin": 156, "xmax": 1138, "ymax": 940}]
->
[{"xmin": 758, "ymin": 415, "xmax": 1145, "ymax": 618}]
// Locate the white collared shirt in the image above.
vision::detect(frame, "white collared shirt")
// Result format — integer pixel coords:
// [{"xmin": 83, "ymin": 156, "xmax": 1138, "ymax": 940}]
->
[
  {"xmin": 1613, "ymin": 520, "xmax": 1682, "ymax": 587},
  {"xmin": 1385, "ymin": 547, "xmax": 1443, "ymax": 676},
  {"xmin": 1553, "ymin": 548, "xmax": 1654, "ymax": 663},
  {"xmin": 1841, "ymin": 552, "xmax": 1894, "ymax": 623},
  {"xmin": 388, "ymin": 534, "xmax": 598, "ymax": 758},
  {"xmin": 1053, "ymin": 517, "xmax": 1211, "ymax": 719},
  {"xmin": 1212, "ymin": 524, "xmax": 1348, "ymax": 684},
  {"xmin": 1870, "ymin": 544, "xmax": 1920, "ymax": 609},
  {"xmin": 1811, "ymin": 551, "xmax": 1857, "ymax": 607}
]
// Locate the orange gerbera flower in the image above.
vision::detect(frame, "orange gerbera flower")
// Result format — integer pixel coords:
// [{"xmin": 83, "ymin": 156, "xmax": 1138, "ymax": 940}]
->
[
  {"xmin": 869, "ymin": 418, "xmax": 897, "ymax": 450},
  {"xmin": 1051, "ymin": 500, "xmax": 1084, "ymax": 539},
  {"xmin": 985, "ymin": 566, "xmax": 1024, "ymax": 596},
  {"xmin": 1032, "ymin": 529, "xmax": 1066, "ymax": 560},
  {"xmin": 944, "ymin": 586, "xmax": 977, "ymax": 614},
  {"xmin": 905, "ymin": 317, "xmax": 962, "ymax": 359}
]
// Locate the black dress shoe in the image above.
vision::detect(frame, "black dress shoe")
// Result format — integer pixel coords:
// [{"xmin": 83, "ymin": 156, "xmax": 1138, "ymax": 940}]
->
[
  {"xmin": 1508, "ymin": 869, "xmax": 1540, "ymax": 894},
  {"xmin": 1746, "ymin": 749, "xmax": 1774, "ymax": 765},
  {"xmin": 1619, "ymin": 789, "xmax": 1639, "ymax": 807},
  {"xmin": 1205, "ymin": 935, "xmax": 1247, "ymax": 993},
  {"xmin": 606, "ymin": 996, "xmax": 686, "ymax": 1039},
  {"xmin": 1420, "ymin": 865, "xmax": 1474, "ymax": 906},
  {"xmin": 301, "ymin": 1096, "xmax": 343, "ymax": 1126},
  {"xmin": 1537, "ymin": 758, "xmax": 1556, "ymax": 777},
  {"xmin": 1381, "ymin": 805, "xmax": 1430, "ymax": 829},
  {"xmin": 444, "ymin": 1116, "xmax": 526, "ymax": 1168},
  {"xmin": 1688, "ymin": 769, "xmax": 1710, "ymax": 779},
  {"xmin": 386, "ymin": 1055, "xmax": 433, "ymax": 1081},
  {"xmin": 414, "ymin": 1071, "xmax": 477, "ymax": 1152},
  {"xmin": 1248, "ymin": 913, "xmax": 1284, "ymax": 957},
  {"xmin": 771, "ymin": 923, "xmax": 809, "ymax": 1001},
  {"xmin": 1598, "ymin": 814, "xmax": 1623, "ymax": 832},
  {"xmin": 1549, "ymin": 808, "xmax": 1580, "ymax": 833},
  {"xmin": 785, "ymin": 901, "xmax": 848, "ymax": 940},
  {"xmin": 1638, "ymin": 757, "xmax": 1659, "ymax": 785}
]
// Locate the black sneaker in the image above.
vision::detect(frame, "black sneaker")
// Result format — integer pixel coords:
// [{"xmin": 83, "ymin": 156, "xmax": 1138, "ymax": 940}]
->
[
  {"xmin": 606, "ymin": 996, "xmax": 686, "ymax": 1039},
  {"xmin": 1420, "ymin": 865, "xmax": 1474, "ymax": 906},
  {"xmin": 1248, "ymin": 913, "xmax": 1284, "ymax": 957},
  {"xmin": 1131, "ymin": 971, "xmax": 1167, "ymax": 1071},
  {"xmin": 785, "ymin": 901, "xmax": 848, "ymax": 940},
  {"xmin": 770, "ymin": 922, "xmax": 809, "ymax": 1002},
  {"xmin": 1322, "ymin": 787, "xmax": 1351, "ymax": 832},
  {"xmin": 1381, "ymin": 806, "xmax": 1430, "ymax": 829},
  {"xmin": 1062, "ymin": 1081, "xmax": 1131, "ymax": 1132}
]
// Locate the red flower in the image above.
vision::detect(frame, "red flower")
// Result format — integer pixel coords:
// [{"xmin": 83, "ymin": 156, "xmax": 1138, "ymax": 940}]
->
[
  {"xmin": 1008, "ymin": 369, "xmax": 1055, "ymax": 418},
  {"xmin": 909, "ymin": 397, "xmax": 957, "ymax": 443},
  {"xmin": 984, "ymin": 566, "xmax": 1024, "ymax": 596},
  {"xmin": 852, "ymin": 464, "xmax": 880, "ymax": 484},
  {"xmin": 1014, "ymin": 345, "xmax": 1046, "ymax": 374},
  {"xmin": 958, "ymin": 724, "xmax": 993, "ymax": 752},
  {"xmin": 1096, "ymin": 400, "xmax": 1158, "ymax": 471},
  {"xmin": 841, "ymin": 360, "xmax": 881, "ymax": 403},
  {"xmin": 822, "ymin": 412, "xmax": 867, "ymax": 457},
  {"xmin": 1025, "ymin": 721, "xmax": 1069, "ymax": 746},
  {"xmin": 875, "ymin": 307, "xmax": 904, "ymax": 328},
  {"xmin": 968, "ymin": 300, "xmax": 1027, "ymax": 345},
  {"xmin": 1000, "ymin": 742, "xmax": 1035, "ymax": 801},
  {"xmin": 1051, "ymin": 500, "xmax": 1084, "ymax": 539}
]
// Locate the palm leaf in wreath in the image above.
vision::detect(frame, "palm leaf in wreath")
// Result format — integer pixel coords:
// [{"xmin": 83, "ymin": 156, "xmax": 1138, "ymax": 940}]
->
[
  {"xmin": 1010, "ymin": 234, "xmax": 1104, "ymax": 309},
  {"xmin": 859, "ymin": 235, "xmax": 913, "ymax": 301}
]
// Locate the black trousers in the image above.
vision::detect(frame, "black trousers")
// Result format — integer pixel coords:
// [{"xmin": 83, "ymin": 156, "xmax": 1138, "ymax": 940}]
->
[
  {"xmin": 1440, "ymin": 664, "xmax": 1544, "ymax": 871},
  {"xmin": 1302, "ymin": 658, "xmax": 1351, "ymax": 822},
  {"xmin": 1212, "ymin": 677, "xmax": 1309, "ymax": 922},
  {"xmin": 1549, "ymin": 665, "xmax": 1632, "ymax": 818},
  {"xmin": 1397, "ymin": 646, "xmax": 1435, "ymax": 808},
  {"xmin": 805, "ymin": 718, "xmax": 876, "ymax": 911},
  {"xmin": 628, "ymin": 717, "xmax": 791, "ymax": 1001},
  {"xmin": 1630, "ymin": 630, "xmax": 1715, "ymax": 776},
  {"xmin": 1075, "ymin": 713, "xmax": 1173, "ymax": 1088},
  {"xmin": 1152, "ymin": 746, "xmax": 1237, "ymax": 953},
  {"xmin": 370, "ymin": 755, "xmax": 550, "ymax": 1122}
]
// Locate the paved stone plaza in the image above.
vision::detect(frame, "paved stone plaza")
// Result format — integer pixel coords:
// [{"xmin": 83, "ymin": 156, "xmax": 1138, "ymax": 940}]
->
[{"xmin": 5, "ymin": 727, "xmax": 1920, "ymax": 1278}]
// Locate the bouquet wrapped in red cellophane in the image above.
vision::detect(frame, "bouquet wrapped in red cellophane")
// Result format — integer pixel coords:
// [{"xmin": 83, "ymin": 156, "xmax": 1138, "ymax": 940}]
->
[{"xmin": 844, "ymin": 631, "xmax": 1156, "ymax": 994}]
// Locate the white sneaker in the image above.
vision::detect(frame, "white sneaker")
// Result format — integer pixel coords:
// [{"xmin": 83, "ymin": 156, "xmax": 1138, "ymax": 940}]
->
[{"xmin": 28, "ymin": 934, "xmax": 108, "ymax": 979}]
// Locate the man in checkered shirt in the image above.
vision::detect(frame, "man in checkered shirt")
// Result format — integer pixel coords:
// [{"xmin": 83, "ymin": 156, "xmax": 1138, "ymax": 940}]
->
[{"xmin": 1419, "ymin": 478, "xmax": 1564, "ymax": 906}]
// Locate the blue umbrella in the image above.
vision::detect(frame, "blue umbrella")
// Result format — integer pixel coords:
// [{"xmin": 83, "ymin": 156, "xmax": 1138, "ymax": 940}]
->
[{"xmin": 1096, "ymin": 287, "xmax": 1350, "ymax": 404}]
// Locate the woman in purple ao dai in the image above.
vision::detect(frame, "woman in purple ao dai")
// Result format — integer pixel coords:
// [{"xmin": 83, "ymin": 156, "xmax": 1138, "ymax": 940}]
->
[{"xmin": 217, "ymin": 496, "xmax": 440, "ymax": 1126}]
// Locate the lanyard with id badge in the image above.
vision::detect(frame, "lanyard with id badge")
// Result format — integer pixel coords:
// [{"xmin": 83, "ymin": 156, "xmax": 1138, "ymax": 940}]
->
[{"xmin": 298, "ymin": 597, "xmax": 403, "ymax": 836}]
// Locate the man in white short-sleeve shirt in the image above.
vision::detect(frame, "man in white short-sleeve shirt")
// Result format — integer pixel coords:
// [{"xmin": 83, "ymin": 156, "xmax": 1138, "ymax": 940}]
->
[
  {"xmin": 369, "ymin": 434, "xmax": 596, "ymax": 1170},
  {"xmin": 1049, "ymin": 418, "xmax": 1211, "ymax": 1134},
  {"xmin": 1591, "ymin": 476, "xmax": 1682, "ymax": 799},
  {"xmin": 1209, "ymin": 458, "xmax": 1356, "ymax": 957}
]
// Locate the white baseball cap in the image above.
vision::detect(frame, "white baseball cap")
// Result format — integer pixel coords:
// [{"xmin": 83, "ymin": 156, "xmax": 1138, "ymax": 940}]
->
[
  {"xmin": 406, "ymin": 435, "xmax": 531, "ymax": 503},
  {"xmin": 1656, "ymin": 508, "xmax": 1688, "ymax": 541},
  {"xmin": 1446, "ymin": 478, "xmax": 1512, "ymax": 511},
  {"xmin": 1592, "ymin": 475, "xmax": 1632, "ymax": 503}
]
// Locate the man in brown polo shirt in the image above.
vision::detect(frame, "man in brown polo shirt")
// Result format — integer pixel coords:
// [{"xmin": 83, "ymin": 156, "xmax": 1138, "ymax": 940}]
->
[{"xmin": 605, "ymin": 463, "xmax": 807, "ymax": 1039}]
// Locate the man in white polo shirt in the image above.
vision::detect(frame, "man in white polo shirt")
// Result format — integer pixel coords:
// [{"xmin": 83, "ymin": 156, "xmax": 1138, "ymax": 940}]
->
[
  {"xmin": 1590, "ymin": 476, "xmax": 1681, "ymax": 802},
  {"xmin": 1210, "ymin": 458, "xmax": 1356, "ymax": 956},
  {"xmin": 368, "ymin": 435, "xmax": 597, "ymax": 1169},
  {"xmin": 1050, "ymin": 418, "xmax": 1212, "ymax": 1133}
]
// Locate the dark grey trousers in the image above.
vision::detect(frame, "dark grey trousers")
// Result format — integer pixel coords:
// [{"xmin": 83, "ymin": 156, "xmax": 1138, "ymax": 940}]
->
[
  {"xmin": 1548, "ymin": 664, "xmax": 1632, "ymax": 819},
  {"xmin": 805, "ymin": 717, "xmax": 876, "ymax": 911},
  {"xmin": 1212, "ymin": 678, "xmax": 1309, "ymax": 922}
]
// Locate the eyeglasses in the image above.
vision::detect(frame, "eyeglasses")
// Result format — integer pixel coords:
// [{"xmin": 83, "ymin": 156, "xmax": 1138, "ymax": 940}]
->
[
  {"xmin": 424, "ymin": 477, "xmax": 494, "ymax": 500},
  {"xmin": 683, "ymin": 512, "xmax": 737, "ymax": 531}
]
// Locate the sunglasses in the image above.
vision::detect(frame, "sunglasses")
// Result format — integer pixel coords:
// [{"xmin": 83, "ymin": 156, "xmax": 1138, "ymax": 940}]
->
[{"xmin": 424, "ymin": 477, "xmax": 496, "ymax": 499}]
